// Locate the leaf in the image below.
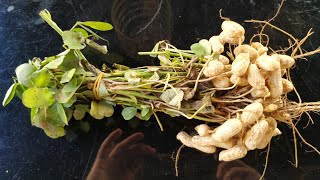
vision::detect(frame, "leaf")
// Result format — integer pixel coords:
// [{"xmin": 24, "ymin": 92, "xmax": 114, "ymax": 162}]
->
[
  {"xmin": 30, "ymin": 68, "xmax": 51, "ymax": 87},
  {"xmin": 62, "ymin": 94, "xmax": 77, "ymax": 108},
  {"xmin": 22, "ymin": 87, "xmax": 54, "ymax": 108},
  {"xmin": 32, "ymin": 103, "xmax": 68, "ymax": 126},
  {"xmin": 140, "ymin": 110, "xmax": 152, "ymax": 121},
  {"xmin": 121, "ymin": 107, "xmax": 137, "ymax": 120},
  {"xmin": 124, "ymin": 71, "xmax": 140, "ymax": 84},
  {"xmin": 141, "ymin": 108, "xmax": 150, "ymax": 117},
  {"xmin": 43, "ymin": 125, "xmax": 65, "ymax": 139},
  {"xmin": 73, "ymin": 104, "xmax": 89, "ymax": 120},
  {"xmin": 2, "ymin": 83, "xmax": 17, "ymax": 106},
  {"xmin": 191, "ymin": 43, "xmax": 206, "ymax": 57},
  {"xmin": 98, "ymin": 81, "xmax": 110, "ymax": 98},
  {"xmin": 149, "ymin": 72, "xmax": 160, "ymax": 81},
  {"xmin": 58, "ymin": 50, "xmax": 84, "ymax": 74},
  {"xmin": 129, "ymin": 95, "xmax": 138, "ymax": 104},
  {"xmin": 71, "ymin": 28, "xmax": 88, "ymax": 38},
  {"xmin": 60, "ymin": 68, "xmax": 76, "ymax": 83},
  {"xmin": 160, "ymin": 88, "xmax": 184, "ymax": 107},
  {"xmin": 15, "ymin": 84, "xmax": 26, "ymax": 99},
  {"xmin": 86, "ymin": 39, "xmax": 108, "ymax": 54},
  {"xmin": 199, "ymin": 39, "xmax": 212, "ymax": 55},
  {"xmin": 64, "ymin": 108, "xmax": 73, "ymax": 122},
  {"xmin": 90, "ymin": 101, "xmax": 114, "ymax": 119},
  {"xmin": 80, "ymin": 21, "xmax": 113, "ymax": 31},
  {"xmin": 62, "ymin": 31, "xmax": 85, "ymax": 50},
  {"xmin": 44, "ymin": 56, "xmax": 65, "ymax": 69},
  {"xmin": 30, "ymin": 108, "xmax": 38, "ymax": 121},
  {"xmin": 157, "ymin": 54, "xmax": 171, "ymax": 65},
  {"xmin": 15, "ymin": 63, "xmax": 37, "ymax": 87},
  {"xmin": 55, "ymin": 76, "xmax": 84, "ymax": 103}
]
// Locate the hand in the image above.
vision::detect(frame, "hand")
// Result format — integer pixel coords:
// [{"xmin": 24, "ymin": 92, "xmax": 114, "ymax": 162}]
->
[
  {"xmin": 216, "ymin": 160, "xmax": 262, "ymax": 180},
  {"xmin": 87, "ymin": 129, "xmax": 156, "ymax": 180}
]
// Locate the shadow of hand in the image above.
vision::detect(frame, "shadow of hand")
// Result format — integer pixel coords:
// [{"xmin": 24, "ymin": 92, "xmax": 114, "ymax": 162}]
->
[{"xmin": 87, "ymin": 129, "xmax": 156, "ymax": 180}]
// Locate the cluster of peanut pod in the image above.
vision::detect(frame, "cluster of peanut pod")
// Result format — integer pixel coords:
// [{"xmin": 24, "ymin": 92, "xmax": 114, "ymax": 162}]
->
[{"xmin": 176, "ymin": 20, "xmax": 298, "ymax": 161}]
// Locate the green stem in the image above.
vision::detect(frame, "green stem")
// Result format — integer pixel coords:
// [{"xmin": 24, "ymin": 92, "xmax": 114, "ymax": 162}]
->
[
  {"xmin": 39, "ymin": 10, "xmax": 63, "ymax": 36},
  {"xmin": 111, "ymin": 90, "xmax": 158, "ymax": 100}
]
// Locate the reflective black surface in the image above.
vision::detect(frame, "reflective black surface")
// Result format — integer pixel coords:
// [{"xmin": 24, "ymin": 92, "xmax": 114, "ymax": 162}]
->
[{"xmin": 1, "ymin": 0, "xmax": 320, "ymax": 179}]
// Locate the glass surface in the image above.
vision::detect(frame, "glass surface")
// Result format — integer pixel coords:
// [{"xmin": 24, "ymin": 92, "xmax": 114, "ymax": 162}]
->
[{"xmin": 0, "ymin": 0, "xmax": 320, "ymax": 179}]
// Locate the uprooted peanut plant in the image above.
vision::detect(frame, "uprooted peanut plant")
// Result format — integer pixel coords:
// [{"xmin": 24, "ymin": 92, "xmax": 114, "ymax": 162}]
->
[{"xmin": 2, "ymin": 7, "xmax": 320, "ymax": 178}]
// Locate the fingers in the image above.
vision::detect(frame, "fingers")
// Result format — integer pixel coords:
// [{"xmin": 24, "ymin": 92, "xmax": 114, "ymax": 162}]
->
[
  {"xmin": 96, "ymin": 128, "xmax": 123, "ymax": 159},
  {"xmin": 223, "ymin": 166, "xmax": 261, "ymax": 180},
  {"xmin": 129, "ymin": 143, "xmax": 156, "ymax": 156},
  {"xmin": 109, "ymin": 132, "xmax": 144, "ymax": 158}
]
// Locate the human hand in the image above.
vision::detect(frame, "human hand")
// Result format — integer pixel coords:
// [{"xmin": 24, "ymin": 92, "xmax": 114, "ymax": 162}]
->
[
  {"xmin": 87, "ymin": 129, "xmax": 156, "ymax": 180},
  {"xmin": 216, "ymin": 160, "xmax": 262, "ymax": 180}
]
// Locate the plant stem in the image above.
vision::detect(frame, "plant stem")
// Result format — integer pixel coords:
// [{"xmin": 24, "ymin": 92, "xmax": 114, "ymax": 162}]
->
[{"xmin": 39, "ymin": 10, "xmax": 63, "ymax": 36}]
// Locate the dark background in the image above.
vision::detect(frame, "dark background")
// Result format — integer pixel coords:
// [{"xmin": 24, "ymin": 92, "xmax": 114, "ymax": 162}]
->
[{"xmin": 1, "ymin": 0, "xmax": 320, "ymax": 179}]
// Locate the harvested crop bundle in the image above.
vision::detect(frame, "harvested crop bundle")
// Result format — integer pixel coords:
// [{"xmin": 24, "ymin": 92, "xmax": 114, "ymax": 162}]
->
[{"xmin": 2, "ymin": 4, "xmax": 320, "ymax": 179}]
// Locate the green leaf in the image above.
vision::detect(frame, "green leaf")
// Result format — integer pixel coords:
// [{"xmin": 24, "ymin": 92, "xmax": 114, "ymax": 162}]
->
[
  {"xmin": 43, "ymin": 125, "xmax": 65, "ymax": 139},
  {"xmin": 73, "ymin": 104, "xmax": 89, "ymax": 120},
  {"xmin": 199, "ymin": 39, "xmax": 212, "ymax": 55},
  {"xmin": 191, "ymin": 43, "xmax": 206, "ymax": 57},
  {"xmin": 90, "ymin": 101, "xmax": 114, "ymax": 119},
  {"xmin": 141, "ymin": 108, "xmax": 150, "ymax": 117},
  {"xmin": 60, "ymin": 68, "xmax": 76, "ymax": 83},
  {"xmin": 98, "ymin": 81, "xmax": 110, "ymax": 98},
  {"xmin": 140, "ymin": 110, "xmax": 152, "ymax": 121},
  {"xmin": 44, "ymin": 56, "xmax": 65, "ymax": 69},
  {"xmin": 62, "ymin": 31, "xmax": 85, "ymax": 50},
  {"xmin": 30, "ymin": 108, "xmax": 38, "ymax": 121},
  {"xmin": 80, "ymin": 21, "xmax": 113, "ymax": 31},
  {"xmin": 32, "ymin": 103, "xmax": 68, "ymax": 126},
  {"xmin": 22, "ymin": 87, "xmax": 54, "ymax": 108},
  {"xmin": 55, "ymin": 76, "xmax": 84, "ymax": 103},
  {"xmin": 64, "ymin": 108, "xmax": 73, "ymax": 122},
  {"xmin": 62, "ymin": 95, "xmax": 77, "ymax": 108},
  {"xmin": 15, "ymin": 84, "xmax": 27, "ymax": 99},
  {"xmin": 160, "ymin": 88, "xmax": 184, "ymax": 107},
  {"xmin": 79, "ymin": 121, "xmax": 90, "ymax": 133},
  {"xmin": 121, "ymin": 107, "xmax": 137, "ymax": 120},
  {"xmin": 15, "ymin": 63, "xmax": 37, "ymax": 87},
  {"xmin": 2, "ymin": 83, "xmax": 18, "ymax": 106},
  {"xmin": 58, "ymin": 50, "xmax": 84, "ymax": 74},
  {"xmin": 71, "ymin": 28, "xmax": 88, "ymax": 38},
  {"xmin": 30, "ymin": 68, "xmax": 51, "ymax": 87}
]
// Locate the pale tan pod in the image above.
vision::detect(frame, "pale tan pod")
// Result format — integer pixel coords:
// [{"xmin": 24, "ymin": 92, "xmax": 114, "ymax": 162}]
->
[
  {"xmin": 241, "ymin": 102, "xmax": 264, "ymax": 126},
  {"xmin": 192, "ymin": 135, "xmax": 235, "ymax": 149},
  {"xmin": 218, "ymin": 55, "xmax": 230, "ymax": 65},
  {"xmin": 244, "ymin": 119, "xmax": 269, "ymax": 150},
  {"xmin": 277, "ymin": 54, "xmax": 295, "ymax": 69},
  {"xmin": 282, "ymin": 78, "xmax": 294, "ymax": 93},
  {"xmin": 212, "ymin": 76, "xmax": 231, "ymax": 88},
  {"xmin": 230, "ymin": 74, "xmax": 249, "ymax": 86},
  {"xmin": 273, "ymin": 128, "xmax": 282, "ymax": 136},
  {"xmin": 176, "ymin": 131, "xmax": 194, "ymax": 148},
  {"xmin": 250, "ymin": 42, "xmax": 264, "ymax": 50},
  {"xmin": 221, "ymin": 21, "xmax": 245, "ymax": 38},
  {"xmin": 231, "ymin": 53, "xmax": 250, "ymax": 76},
  {"xmin": 194, "ymin": 145, "xmax": 217, "ymax": 154},
  {"xmin": 266, "ymin": 68, "xmax": 283, "ymax": 98},
  {"xmin": 209, "ymin": 36, "xmax": 224, "ymax": 54},
  {"xmin": 256, "ymin": 55, "xmax": 280, "ymax": 71},
  {"xmin": 195, "ymin": 124, "xmax": 211, "ymax": 136},
  {"xmin": 264, "ymin": 104, "xmax": 278, "ymax": 112},
  {"xmin": 219, "ymin": 145, "xmax": 248, "ymax": 161},
  {"xmin": 251, "ymin": 86, "xmax": 270, "ymax": 98},
  {"xmin": 256, "ymin": 117, "xmax": 277, "ymax": 149},
  {"xmin": 220, "ymin": 31, "xmax": 245, "ymax": 45},
  {"xmin": 247, "ymin": 64, "xmax": 265, "ymax": 89},
  {"xmin": 203, "ymin": 60, "xmax": 225, "ymax": 77},
  {"xmin": 234, "ymin": 45, "xmax": 258, "ymax": 60},
  {"xmin": 258, "ymin": 47, "xmax": 269, "ymax": 55},
  {"xmin": 212, "ymin": 118, "xmax": 243, "ymax": 141}
]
